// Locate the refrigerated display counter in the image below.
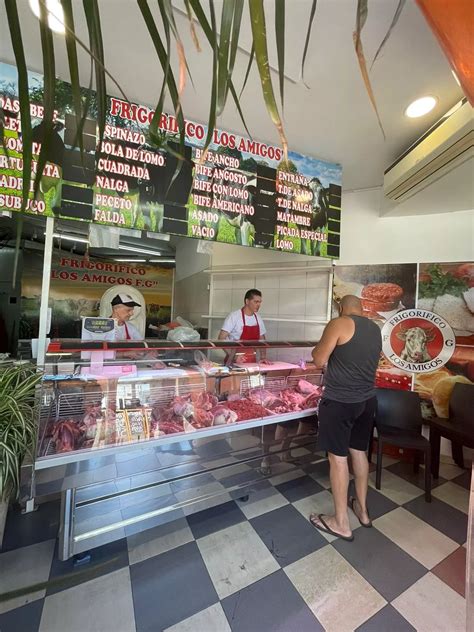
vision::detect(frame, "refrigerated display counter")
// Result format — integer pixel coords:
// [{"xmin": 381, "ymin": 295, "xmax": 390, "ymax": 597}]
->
[{"xmin": 26, "ymin": 339, "xmax": 323, "ymax": 560}]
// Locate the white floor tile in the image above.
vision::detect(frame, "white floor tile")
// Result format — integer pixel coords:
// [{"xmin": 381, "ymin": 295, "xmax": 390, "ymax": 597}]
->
[
  {"xmin": 197, "ymin": 521, "xmax": 279, "ymax": 599},
  {"xmin": 285, "ymin": 546, "xmax": 386, "ymax": 632},
  {"xmin": 39, "ymin": 567, "xmax": 136, "ymax": 632},
  {"xmin": 434, "ymin": 461, "xmax": 466, "ymax": 480},
  {"xmin": 236, "ymin": 485, "xmax": 289, "ymax": 519},
  {"xmin": 369, "ymin": 469, "xmax": 423, "ymax": 505},
  {"xmin": 127, "ymin": 518, "xmax": 194, "ymax": 565},
  {"xmin": 432, "ymin": 481, "xmax": 470, "ymax": 514},
  {"xmin": 374, "ymin": 508, "xmax": 459, "ymax": 569},
  {"xmin": 292, "ymin": 491, "xmax": 360, "ymax": 542},
  {"xmin": 164, "ymin": 603, "xmax": 231, "ymax": 632},
  {"xmin": 392, "ymin": 572, "xmax": 466, "ymax": 632},
  {"xmin": 0, "ymin": 539, "xmax": 55, "ymax": 614}
]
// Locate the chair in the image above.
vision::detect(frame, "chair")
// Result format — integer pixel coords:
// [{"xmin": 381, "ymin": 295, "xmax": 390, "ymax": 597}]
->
[
  {"xmin": 429, "ymin": 383, "xmax": 474, "ymax": 479},
  {"xmin": 370, "ymin": 388, "xmax": 431, "ymax": 502}
]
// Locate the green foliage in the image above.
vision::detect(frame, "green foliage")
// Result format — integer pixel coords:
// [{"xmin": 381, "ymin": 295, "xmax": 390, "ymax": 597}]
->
[
  {"xmin": 0, "ymin": 365, "xmax": 42, "ymax": 501},
  {"xmin": 419, "ymin": 265, "xmax": 469, "ymax": 299}
]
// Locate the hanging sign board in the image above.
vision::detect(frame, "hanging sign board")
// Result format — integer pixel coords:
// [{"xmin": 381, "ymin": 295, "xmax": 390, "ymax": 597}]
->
[{"xmin": 0, "ymin": 62, "xmax": 342, "ymax": 259}]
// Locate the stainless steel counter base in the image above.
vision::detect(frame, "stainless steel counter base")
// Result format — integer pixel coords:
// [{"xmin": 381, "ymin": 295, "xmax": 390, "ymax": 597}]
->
[{"xmin": 34, "ymin": 417, "xmax": 318, "ymax": 560}]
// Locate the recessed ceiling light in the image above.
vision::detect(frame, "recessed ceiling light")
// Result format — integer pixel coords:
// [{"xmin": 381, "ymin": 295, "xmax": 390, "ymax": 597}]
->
[
  {"xmin": 405, "ymin": 96, "xmax": 437, "ymax": 118},
  {"xmin": 29, "ymin": 0, "xmax": 65, "ymax": 34}
]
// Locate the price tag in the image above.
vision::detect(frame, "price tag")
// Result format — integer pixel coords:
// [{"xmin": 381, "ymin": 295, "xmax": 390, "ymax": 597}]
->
[
  {"xmin": 125, "ymin": 409, "xmax": 149, "ymax": 441},
  {"xmin": 249, "ymin": 374, "xmax": 264, "ymax": 388},
  {"xmin": 115, "ymin": 410, "xmax": 130, "ymax": 442}
]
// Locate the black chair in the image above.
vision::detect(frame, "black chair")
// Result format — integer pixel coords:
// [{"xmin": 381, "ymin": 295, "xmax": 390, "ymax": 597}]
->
[
  {"xmin": 369, "ymin": 388, "xmax": 431, "ymax": 502},
  {"xmin": 429, "ymin": 383, "xmax": 474, "ymax": 479}
]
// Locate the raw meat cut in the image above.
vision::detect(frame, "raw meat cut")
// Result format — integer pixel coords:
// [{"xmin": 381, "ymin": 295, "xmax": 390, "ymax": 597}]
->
[
  {"xmin": 211, "ymin": 405, "xmax": 238, "ymax": 426},
  {"xmin": 53, "ymin": 420, "xmax": 83, "ymax": 452},
  {"xmin": 224, "ymin": 399, "xmax": 270, "ymax": 421}
]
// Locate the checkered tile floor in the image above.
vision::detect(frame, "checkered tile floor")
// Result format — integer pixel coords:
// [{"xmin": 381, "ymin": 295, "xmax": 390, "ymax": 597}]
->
[{"xmin": 0, "ymin": 454, "xmax": 470, "ymax": 632}]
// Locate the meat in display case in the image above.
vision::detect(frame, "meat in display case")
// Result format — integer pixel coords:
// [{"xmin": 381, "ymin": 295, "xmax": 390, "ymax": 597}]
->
[
  {"xmin": 29, "ymin": 339, "xmax": 323, "ymax": 560},
  {"xmin": 37, "ymin": 339, "xmax": 323, "ymax": 461}
]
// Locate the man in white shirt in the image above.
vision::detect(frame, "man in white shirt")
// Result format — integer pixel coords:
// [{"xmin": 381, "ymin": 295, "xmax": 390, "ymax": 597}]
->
[
  {"xmin": 110, "ymin": 294, "xmax": 143, "ymax": 340},
  {"xmin": 218, "ymin": 289, "xmax": 269, "ymax": 363}
]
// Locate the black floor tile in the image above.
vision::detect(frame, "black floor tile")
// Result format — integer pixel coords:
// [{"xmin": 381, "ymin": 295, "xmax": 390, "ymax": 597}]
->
[
  {"xmin": 275, "ymin": 475, "xmax": 325, "ymax": 502},
  {"xmin": 451, "ymin": 470, "xmax": 472, "ymax": 490},
  {"xmin": 303, "ymin": 458, "xmax": 330, "ymax": 477},
  {"xmin": 47, "ymin": 537, "xmax": 129, "ymax": 596},
  {"xmin": 250, "ymin": 504, "xmax": 327, "ymax": 567},
  {"xmin": 386, "ymin": 461, "xmax": 446, "ymax": 490},
  {"xmin": 356, "ymin": 604, "xmax": 416, "ymax": 631},
  {"xmin": 186, "ymin": 500, "xmax": 246, "ymax": 539},
  {"xmin": 0, "ymin": 599, "xmax": 44, "ymax": 632},
  {"xmin": 403, "ymin": 496, "xmax": 468, "ymax": 544},
  {"xmin": 130, "ymin": 540, "xmax": 218, "ymax": 631},
  {"xmin": 354, "ymin": 485, "xmax": 398, "ymax": 520},
  {"xmin": 222, "ymin": 569, "xmax": 323, "ymax": 632},
  {"xmin": 333, "ymin": 525, "xmax": 427, "ymax": 601},
  {"xmin": 1, "ymin": 500, "xmax": 60, "ymax": 552}
]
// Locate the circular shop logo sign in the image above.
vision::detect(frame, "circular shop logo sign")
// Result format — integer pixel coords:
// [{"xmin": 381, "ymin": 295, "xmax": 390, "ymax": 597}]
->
[{"xmin": 381, "ymin": 309, "xmax": 455, "ymax": 373}]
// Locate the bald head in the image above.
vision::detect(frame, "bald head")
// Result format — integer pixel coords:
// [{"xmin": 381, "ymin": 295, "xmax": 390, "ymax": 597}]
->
[{"xmin": 339, "ymin": 295, "xmax": 363, "ymax": 316}]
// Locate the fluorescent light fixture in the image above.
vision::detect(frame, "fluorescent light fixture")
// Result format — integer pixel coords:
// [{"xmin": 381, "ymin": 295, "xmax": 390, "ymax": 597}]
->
[
  {"xmin": 114, "ymin": 259, "xmax": 147, "ymax": 262},
  {"xmin": 405, "ymin": 96, "xmax": 437, "ymax": 118},
  {"xmin": 47, "ymin": 232, "xmax": 90, "ymax": 244},
  {"xmin": 118, "ymin": 244, "xmax": 164, "ymax": 256},
  {"xmin": 452, "ymin": 70, "xmax": 461, "ymax": 87},
  {"xmin": 149, "ymin": 259, "xmax": 175, "ymax": 263},
  {"xmin": 29, "ymin": 0, "xmax": 65, "ymax": 33}
]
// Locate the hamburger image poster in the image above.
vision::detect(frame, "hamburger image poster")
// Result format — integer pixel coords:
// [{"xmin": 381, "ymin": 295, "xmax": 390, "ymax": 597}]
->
[
  {"xmin": 332, "ymin": 264, "xmax": 417, "ymax": 392},
  {"xmin": 414, "ymin": 262, "xmax": 474, "ymax": 419}
]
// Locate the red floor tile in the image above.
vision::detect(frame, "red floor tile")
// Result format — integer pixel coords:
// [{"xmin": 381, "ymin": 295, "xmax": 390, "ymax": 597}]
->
[{"xmin": 431, "ymin": 546, "xmax": 466, "ymax": 597}]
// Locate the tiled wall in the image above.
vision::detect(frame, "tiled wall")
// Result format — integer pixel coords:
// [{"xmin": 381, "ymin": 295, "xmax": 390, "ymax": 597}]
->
[{"xmin": 209, "ymin": 269, "xmax": 331, "ymax": 361}]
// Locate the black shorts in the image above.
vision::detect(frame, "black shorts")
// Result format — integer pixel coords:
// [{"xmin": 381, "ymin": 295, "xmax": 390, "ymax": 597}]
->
[{"xmin": 318, "ymin": 396, "xmax": 377, "ymax": 457}]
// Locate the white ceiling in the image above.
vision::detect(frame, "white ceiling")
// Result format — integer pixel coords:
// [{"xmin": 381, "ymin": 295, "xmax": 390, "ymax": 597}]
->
[{"xmin": 0, "ymin": 0, "xmax": 464, "ymax": 192}]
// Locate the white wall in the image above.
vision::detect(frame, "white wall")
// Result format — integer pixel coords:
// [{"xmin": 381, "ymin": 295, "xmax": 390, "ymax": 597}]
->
[
  {"xmin": 339, "ymin": 187, "xmax": 474, "ymax": 265},
  {"xmin": 173, "ymin": 237, "xmax": 210, "ymax": 282}
]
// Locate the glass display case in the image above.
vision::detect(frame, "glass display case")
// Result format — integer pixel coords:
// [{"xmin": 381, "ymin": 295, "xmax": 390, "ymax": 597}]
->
[
  {"xmin": 29, "ymin": 339, "xmax": 323, "ymax": 560},
  {"xmin": 36, "ymin": 339, "xmax": 323, "ymax": 464}
]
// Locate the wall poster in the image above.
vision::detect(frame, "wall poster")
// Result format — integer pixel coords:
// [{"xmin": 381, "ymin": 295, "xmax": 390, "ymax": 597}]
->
[
  {"xmin": 0, "ymin": 62, "xmax": 342, "ymax": 259},
  {"xmin": 332, "ymin": 261, "xmax": 474, "ymax": 420},
  {"xmin": 21, "ymin": 250, "xmax": 173, "ymax": 339}
]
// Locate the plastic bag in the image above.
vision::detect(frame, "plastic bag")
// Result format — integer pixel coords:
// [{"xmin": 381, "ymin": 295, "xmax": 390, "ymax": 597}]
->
[{"xmin": 167, "ymin": 326, "xmax": 200, "ymax": 342}]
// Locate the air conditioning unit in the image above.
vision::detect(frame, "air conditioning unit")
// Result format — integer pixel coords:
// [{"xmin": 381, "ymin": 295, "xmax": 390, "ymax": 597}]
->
[{"xmin": 384, "ymin": 99, "xmax": 474, "ymax": 202}]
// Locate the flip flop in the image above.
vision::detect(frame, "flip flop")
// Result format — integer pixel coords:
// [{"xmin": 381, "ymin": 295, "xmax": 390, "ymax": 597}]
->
[
  {"xmin": 348, "ymin": 496, "xmax": 372, "ymax": 528},
  {"xmin": 309, "ymin": 513, "xmax": 354, "ymax": 541}
]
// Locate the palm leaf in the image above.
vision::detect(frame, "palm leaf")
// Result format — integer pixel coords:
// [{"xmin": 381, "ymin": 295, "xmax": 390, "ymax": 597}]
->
[
  {"xmin": 371, "ymin": 0, "xmax": 406, "ymax": 69},
  {"xmin": 216, "ymin": 0, "xmax": 235, "ymax": 115},
  {"xmin": 188, "ymin": 0, "xmax": 252, "ymax": 138},
  {"xmin": 83, "ymin": 0, "xmax": 107, "ymax": 152},
  {"xmin": 239, "ymin": 43, "xmax": 254, "ymax": 97},
  {"xmin": 61, "ymin": 0, "xmax": 85, "ymax": 155},
  {"xmin": 275, "ymin": 0, "xmax": 285, "ymax": 109},
  {"xmin": 227, "ymin": 0, "xmax": 244, "ymax": 103},
  {"xmin": 183, "ymin": 0, "xmax": 201, "ymax": 51},
  {"xmin": 248, "ymin": 0, "xmax": 288, "ymax": 159},
  {"xmin": 301, "ymin": 0, "xmax": 317, "ymax": 88},
  {"xmin": 4, "ymin": 0, "xmax": 32, "ymax": 213},
  {"xmin": 203, "ymin": 0, "xmax": 218, "ymax": 153},
  {"xmin": 353, "ymin": 0, "xmax": 385, "ymax": 139},
  {"xmin": 33, "ymin": 0, "xmax": 56, "ymax": 198}
]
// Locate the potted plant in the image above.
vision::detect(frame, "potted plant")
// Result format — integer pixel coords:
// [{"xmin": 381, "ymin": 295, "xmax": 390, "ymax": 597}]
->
[{"xmin": 0, "ymin": 363, "xmax": 43, "ymax": 548}]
